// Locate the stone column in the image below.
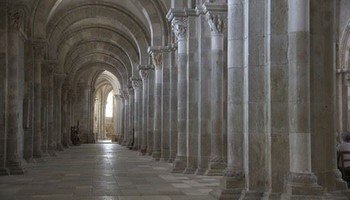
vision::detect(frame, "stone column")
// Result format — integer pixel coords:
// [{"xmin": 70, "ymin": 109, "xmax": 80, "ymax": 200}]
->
[
  {"xmin": 54, "ymin": 74, "xmax": 65, "ymax": 151},
  {"xmin": 131, "ymin": 77, "xmax": 142, "ymax": 150},
  {"xmin": 0, "ymin": 2, "xmax": 9, "ymax": 176},
  {"xmin": 310, "ymin": 0, "xmax": 347, "ymax": 191},
  {"xmin": 33, "ymin": 41, "xmax": 46, "ymax": 159},
  {"xmin": 161, "ymin": 50, "xmax": 171, "ymax": 162},
  {"xmin": 23, "ymin": 40, "xmax": 35, "ymax": 163},
  {"xmin": 62, "ymin": 84, "xmax": 71, "ymax": 147},
  {"xmin": 149, "ymin": 48, "xmax": 163, "ymax": 161},
  {"xmin": 122, "ymin": 90, "xmax": 129, "ymax": 145},
  {"xmin": 6, "ymin": 7, "xmax": 25, "ymax": 174},
  {"xmin": 168, "ymin": 44, "xmax": 178, "ymax": 163},
  {"xmin": 41, "ymin": 79, "xmax": 48, "ymax": 155},
  {"xmin": 114, "ymin": 94, "xmax": 122, "ymax": 142},
  {"xmin": 204, "ymin": 3, "xmax": 227, "ymax": 176},
  {"xmin": 283, "ymin": 0, "xmax": 323, "ymax": 198},
  {"xmin": 139, "ymin": 65, "xmax": 151, "ymax": 155},
  {"xmin": 167, "ymin": 11, "xmax": 188, "ymax": 172},
  {"xmin": 127, "ymin": 86, "xmax": 134, "ymax": 147},
  {"xmin": 211, "ymin": 1, "xmax": 245, "ymax": 198},
  {"xmin": 147, "ymin": 69, "xmax": 155, "ymax": 155}
]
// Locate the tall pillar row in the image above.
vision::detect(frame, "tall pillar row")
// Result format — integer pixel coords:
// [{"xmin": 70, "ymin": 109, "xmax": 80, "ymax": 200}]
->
[
  {"xmin": 167, "ymin": 11, "xmax": 188, "ymax": 172},
  {"xmin": 203, "ymin": 3, "xmax": 227, "ymax": 176},
  {"xmin": 131, "ymin": 77, "xmax": 142, "ymax": 150},
  {"xmin": 149, "ymin": 47, "xmax": 163, "ymax": 161},
  {"xmin": 54, "ymin": 74, "xmax": 66, "ymax": 151},
  {"xmin": 139, "ymin": 65, "xmax": 152, "ymax": 155},
  {"xmin": 5, "ymin": 6, "xmax": 26, "ymax": 174},
  {"xmin": 0, "ymin": 2, "xmax": 9, "ymax": 176},
  {"xmin": 127, "ymin": 86, "xmax": 134, "ymax": 148},
  {"xmin": 33, "ymin": 40, "xmax": 45, "ymax": 159}
]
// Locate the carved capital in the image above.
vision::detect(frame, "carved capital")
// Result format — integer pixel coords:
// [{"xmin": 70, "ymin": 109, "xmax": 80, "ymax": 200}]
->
[
  {"xmin": 54, "ymin": 74, "xmax": 66, "ymax": 88},
  {"xmin": 171, "ymin": 17, "xmax": 188, "ymax": 40},
  {"xmin": 151, "ymin": 53, "xmax": 163, "ymax": 70},
  {"xmin": 130, "ymin": 77, "xmax": 142, "ymax": 90},
  {"xmin": 206, "ymin": 12, "xmax": 227, "ymax": 34},
  {"xmin": 203, "ymin": 3, "xmax": 227, "ymax": 35},
  {"xmin": 33, "ymin": 41, "xmax": 47, "ymax": 60},
  {"xmin": 42, "ymin": 60, "xmax": 58, "ymax": 75},
  {"xmin": 8, "ymin": 7, "xmax": 25, "ymax": 31}
]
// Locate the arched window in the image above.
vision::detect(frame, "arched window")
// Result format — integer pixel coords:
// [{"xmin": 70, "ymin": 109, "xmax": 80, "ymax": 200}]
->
[{"xmin": 105, "ymin": 92, "xmax": 113, "ymax": 117}]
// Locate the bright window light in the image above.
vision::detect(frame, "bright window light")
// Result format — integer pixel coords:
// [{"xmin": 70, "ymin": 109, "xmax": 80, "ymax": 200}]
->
[{"xmin": 105, "ymin": 92, "xmax": 113, "ymax": 117}]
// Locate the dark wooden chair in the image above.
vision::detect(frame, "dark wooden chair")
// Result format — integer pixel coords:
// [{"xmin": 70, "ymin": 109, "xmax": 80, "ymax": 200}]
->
[{"xmin": 338, "ymin": 151, "xmax": 350, "ymax": 182}]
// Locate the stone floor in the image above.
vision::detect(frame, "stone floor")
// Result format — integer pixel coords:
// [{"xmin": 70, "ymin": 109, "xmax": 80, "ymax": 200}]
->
[{"xmin": 0, "ymin": 142, "xmax": 220, "ymax": 200}]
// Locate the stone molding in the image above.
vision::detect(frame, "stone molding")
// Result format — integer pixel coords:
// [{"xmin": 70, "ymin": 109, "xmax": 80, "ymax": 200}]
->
[
  {"xmin": 139, "ymin": 69, "xmax": 149, "ymax": 80},
  {"xmin": 130, "ymin": 77, "xmax": 142, "ymax": 89},
  {"xmin": 286, "ymin": 172, "xmax": 318, "ymax": 184},
  {"xmin": 336, "ymin": 67, "xmax": 350, "ymax": 85},
  {"xmin": 171, "ymin": 17, "xmax": 188, "ymax": 40},
  {"xmin": 33, "ymin": 41, "xmax": 47, "ymax": 60},
  {"xmin": 54, "ymin": 74, "xmax": 66, "ymax": 89},
  {"xmin": 224, "ymin": 167, "xmax": 245, "ymax": 179},
  {"xmin": 8, "ymin": 6, "xmax": 25, "ymax": 31},
  {"xmin": 42, "ymin": 60, "xmax": 58, "ymax": 75},
  {"xmin": 203, "ymin": 3, "xmax": 227, "ymax": 35}
]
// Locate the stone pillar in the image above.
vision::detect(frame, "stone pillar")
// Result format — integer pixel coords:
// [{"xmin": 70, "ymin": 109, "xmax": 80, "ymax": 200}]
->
[
  {"xmin": 263, "ymin": 0, "xmax": 290, "ymax": 198},
  {"xmin": 149, "ymin": 48, "xmax": 163, "ymax": 161},
  {"xmin": 168, "ymin": 44, "xmax": 178, "ymax": 163},
  {"xmin": 0, "ymin": 2, "xmax": 9, "ymax": 176},
  {"xmin": 127, "ymin": 86, "xmax": 134, "ymax": 147},
  {"xmin": 122, "ymin": 90, "xmax": 129, "ymax": 146},
  {"xmin": 131, "ymin": 77, "xmax": 142, "ymax": 150},
  {"xmin": 167, "ymin": 11, "xmax": 188, "ymax": 172},
  {"xmin": 139, "ymin": 65, "xmax": 151, "ymax": 155},
  {"xmin": 41, "ymin": 79, "xmax": 48, "ymax": 155},
  {"xmin": 23, "ymin": 40, "xmax": 35, "ymax": 162},
  {"xmin": 54, "ymin": 74, "xmax": 65, "ymax": 151},
  {"xmin": 210, "ymin": 1, "xmax": 245, "ymax": 198},
  {"xmin": 282, "ymin": 0, "xmax": 323, "ymax": 198},
  {"xmin": 33, "ymin": 41, "xmax": 45, "ymax": 159},
  {"xmin": 62, "ymin": 84, "xmax": 71, "ymax": 147},
  {"xmin": 204, "ymin": 3, "xmax": 227, "ymax": 176},
  {"xmin": 6, "ymin": 7, "xmax": 26, "ymax": 174},
  {"xmin": 161, "ymin": 50, "xmax": 171, "ymax": 162},
  {"xmin": 147, "ymin": 69, "xmax": 155, "ymax": 155},
  {"xmin": 310, "ymin": 0, "xmax": 347, "ymax": 191},
  {"xmin": 48, "ymin": 73, "xmax": 56, "ymax": 156}
]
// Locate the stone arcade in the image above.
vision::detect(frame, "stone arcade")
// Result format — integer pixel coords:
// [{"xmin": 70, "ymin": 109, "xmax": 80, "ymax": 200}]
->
[{"xmin": 1, "ymin": 0, "xmax": 350, "ymax": 199}]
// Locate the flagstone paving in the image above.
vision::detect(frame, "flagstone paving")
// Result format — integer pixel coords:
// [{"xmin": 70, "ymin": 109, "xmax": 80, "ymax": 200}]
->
[{"xmin": 0, "ymin": 143, "xmax": 220, "ymax": 200}]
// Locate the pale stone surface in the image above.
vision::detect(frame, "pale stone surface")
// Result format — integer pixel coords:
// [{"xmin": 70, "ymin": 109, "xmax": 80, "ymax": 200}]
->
[{"xmin": 0, "ymin": 1, "xmax": 350, "ymax": 199}]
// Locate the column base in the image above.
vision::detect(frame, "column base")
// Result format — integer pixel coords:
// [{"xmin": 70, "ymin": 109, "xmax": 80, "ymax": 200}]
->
[
  {"xmin": 140, "ymin": 147, "xmax": 147, "ymax": 156},
  {"xmin": 33, "ymin": 150, "xmax": 43, "ymax": 159},
  {"xmin": 282, "ymin": 172, "xmax": 323, "ymax": 200},
  {"xmin": 262, "ymin": 192, "xmax": 283, "ymax": 200},
  {"xmin": 7, "ymin": 161, "xmax": 25, "ymax": 175},
  {"xmin": 210, "ymin": 169, "xmax": 245, "ymax": 200},
  {"xmin": 152, "ymin": 150, "xmax": 161, "ymax": 161},
  {"xmin": 147, "ymin": 149, "xmax": 153, "ymax": 156},
  {"xmin": 206, "ymin": 160, "xmax": 226, "ymax": 176},
  {"xmin": 327, "ymin": 190, "xmax": 350, "ymax": 200},
  {"xmin": 195, "ymin": 168, "xmax": 206, "ymax": 175},
  {"xmin": 57, "ymin": 143, "xmax": 64, "ymax": 151},
  {"xmin": 48, "ymin": 150, "xmax": 57, "ymax": 157},
  {"xmin": 0, "ymin": 167, "xmax": 10, "ymax": 176},
  {"xmin": 171, "ymin": 156, "xmax": 186, "ymax": 173},
  {"xmin": 183, "ymin": 167, "xmax": 196, "ymax": 174}
]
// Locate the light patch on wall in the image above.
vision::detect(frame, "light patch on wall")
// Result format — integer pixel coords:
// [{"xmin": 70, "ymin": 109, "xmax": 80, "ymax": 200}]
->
[{"xmin": 105, "ymin": 92, "xmax": 113, "ymax": 118}]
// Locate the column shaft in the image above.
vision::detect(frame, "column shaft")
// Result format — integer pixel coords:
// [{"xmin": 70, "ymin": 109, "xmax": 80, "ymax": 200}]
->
[
  {"xmin": 152, "ymin": 56, "xmax": 162, "ymax": 161},
  {"xmin": 284, "ymin": 0, "xmax": 323, "ymax": 197},
  {"xmin": 33, "ymin": 42, "xmax": 45, "ymax": 158},
  {"xmin": 206, "ymin": 11, "xmax": 226, "ymax": 176}
]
